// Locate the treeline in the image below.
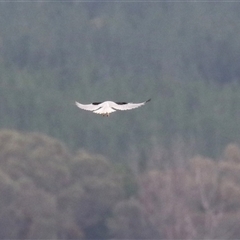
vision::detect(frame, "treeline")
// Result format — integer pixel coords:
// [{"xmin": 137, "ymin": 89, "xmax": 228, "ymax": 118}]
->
[
  {"xmin": 115, "ymin": 144, "xmax": 240, "ymax": 239},
  {"xmin": 1, "ymin": 64, "xmax": 240, "ymax": 160},
  {"xmin": 0, "ymin": 3, "xmax": 240, "ymax": 159},
  {"xmin": 0, "ymin": 129, "xmax": 128, "ymax": 239},
  {"xmin": 1, "ymin": 129, "xmax": 240, "ymax": 239}
]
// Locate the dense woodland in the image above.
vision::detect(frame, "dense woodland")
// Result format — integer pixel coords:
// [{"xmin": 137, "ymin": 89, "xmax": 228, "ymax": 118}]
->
[
  {"xmin": 0, "ymin": 2, "xmax": 240, "ymax": 239},
  {"xmin": 1, "ymin": 130, "xmax": 240, "ymax": 239}
]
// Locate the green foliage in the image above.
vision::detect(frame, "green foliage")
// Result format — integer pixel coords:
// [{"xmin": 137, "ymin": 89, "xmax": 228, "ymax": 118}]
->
[
  {"xmin": 2, "ymin": 129, "xmax": 240, "ymax": 238},
  {"xmin": 1, "ymin": 3, "xmax": 240, "ymax": 236},
  {"xmin": 58, "ymin": 150, "xmax": 124, "ymax": 239},
  {"xmin": 0, "ymin": 3, "xmax": 240, "ymax": 159},
  {"xmin": 108, "ymin": 198, "xmax": 160, "ymax": 239},
  {"xmin": 0, "ymin": 129, "xmax": 125, "ymax": 239},
  {"xmin": 0, "ymin": 129, "xmax": 71, "ymax": 193},
  {"xmin": 114, "ymin": 150, "xmax": 240, "ymax": 239}
]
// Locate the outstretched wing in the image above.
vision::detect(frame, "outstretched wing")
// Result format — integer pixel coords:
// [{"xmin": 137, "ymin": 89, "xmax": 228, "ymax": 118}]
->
[
  {"xmin": 111, "ymin": 99, "xmax": 151, "ymax": 111},
  {"xmin": 75, "ymin": 101, "xmax": 102, "ymax": 112}
]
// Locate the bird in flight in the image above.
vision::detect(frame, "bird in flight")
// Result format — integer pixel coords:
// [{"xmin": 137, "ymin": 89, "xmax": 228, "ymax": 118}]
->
[{"xmin": 75, "ymin": 99, "xmax": 151, "ymax": 116}]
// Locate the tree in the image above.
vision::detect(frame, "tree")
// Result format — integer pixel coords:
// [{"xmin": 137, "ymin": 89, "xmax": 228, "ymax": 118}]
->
[
  {"xmin": 109, "ymin": 146, "xmax": 240, "ymax": 239},
  {"xmin": 0, "ymin": 129, "xmax": 126, "ymax": 239},
  {"xmin": 58, "ymin": 150, "xmax": 125, "ymax": 239}
]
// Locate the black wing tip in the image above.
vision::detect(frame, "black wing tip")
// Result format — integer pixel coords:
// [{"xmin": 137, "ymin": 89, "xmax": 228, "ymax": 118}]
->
[
  {"xmin": 116, "ymin": 99, "xmax": 151, "ymax": 105},
  {"xmin": 115, "ymin": 102, "xmax": 128, "ymax": 105},
  {"xmin": 92, "ymin": 102, "xmax": 102, "ymax": 105}
]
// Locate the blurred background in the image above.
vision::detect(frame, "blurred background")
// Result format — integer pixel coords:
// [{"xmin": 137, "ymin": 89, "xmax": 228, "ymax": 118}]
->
[{"xmin": 0, "ymin": 2, "xmax": 240, "ymax": 239}]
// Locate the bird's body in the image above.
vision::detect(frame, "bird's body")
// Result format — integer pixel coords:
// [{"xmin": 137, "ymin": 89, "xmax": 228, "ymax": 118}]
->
[{"xmin": 75, "ymin": 99, "xmax": 150, "ymax": 116}]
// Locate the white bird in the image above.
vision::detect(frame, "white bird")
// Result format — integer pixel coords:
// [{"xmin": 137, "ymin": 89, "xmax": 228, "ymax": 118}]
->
[{"xmin": 75, "ymin": 99, "xmax": 151, "ymax": 116}]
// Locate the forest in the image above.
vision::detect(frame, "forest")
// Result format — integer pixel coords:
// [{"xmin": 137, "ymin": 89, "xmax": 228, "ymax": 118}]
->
[
  {"xmin": 1, "ymin": 129, "xmax": 240, "ymax": 239},
  {"xmin": 0, "ymin": 2, "xmax": 240, "ymax": 239}
]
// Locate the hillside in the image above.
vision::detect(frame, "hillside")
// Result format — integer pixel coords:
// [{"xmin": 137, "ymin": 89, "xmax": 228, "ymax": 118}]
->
[{"xmin": 0, "ymin": 3, "xmax": 240, "ymax": 160}]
